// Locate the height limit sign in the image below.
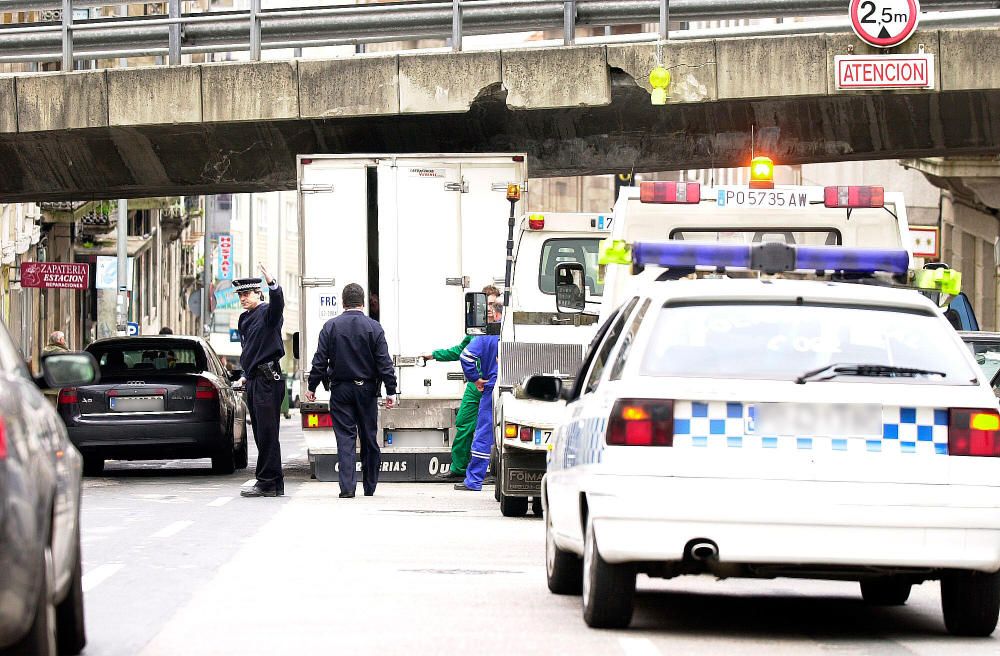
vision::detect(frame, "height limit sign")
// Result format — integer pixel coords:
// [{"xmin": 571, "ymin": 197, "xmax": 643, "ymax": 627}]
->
[{"xmin": 850, "ymin": 0, "xmax": 920, "ymax": 48}]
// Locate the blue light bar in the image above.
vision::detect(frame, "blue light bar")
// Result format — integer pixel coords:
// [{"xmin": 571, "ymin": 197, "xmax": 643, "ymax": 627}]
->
[
  {"xmin": 795, "ymin": 245, "xmax": 909, "ymax": 275},
  {"xmin": 632, "ymin": 242, "xmax": 750, "ymax": 269},
  {"xmin": 629, "ymin": 241, "xmax": 909, "ymax": 275}
]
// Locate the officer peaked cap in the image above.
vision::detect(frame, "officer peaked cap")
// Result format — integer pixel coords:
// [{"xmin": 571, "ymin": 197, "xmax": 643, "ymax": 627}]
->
[{"xmin": 232, "ymin": 277, "xmax": 263, "ymax": 293}]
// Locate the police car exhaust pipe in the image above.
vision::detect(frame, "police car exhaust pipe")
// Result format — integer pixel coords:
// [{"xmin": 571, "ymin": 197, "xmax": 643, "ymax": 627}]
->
[{"xmin": 690, "ymin": 542, "xmax": 718, "ymax": 561}]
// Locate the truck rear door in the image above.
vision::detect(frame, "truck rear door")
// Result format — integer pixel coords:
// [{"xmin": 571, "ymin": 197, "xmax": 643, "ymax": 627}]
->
[{"xmin": 299, "ymin": 157, "xmax": 373, "ymax": 403}]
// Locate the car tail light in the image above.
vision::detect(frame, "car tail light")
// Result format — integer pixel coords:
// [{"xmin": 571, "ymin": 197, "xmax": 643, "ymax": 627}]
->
[
  {"xmin": 949, "ymin": 409, "xmax": 1000, "ymax": 457},
  {"xmin": 640, "ymin": 181, "xmax": 701, "ymax": 204},
  {"xmin": 303, "ymin": 412, "xmax": 334, "ymax": 429},
  {"xmin": 0, "ymin": 415, "xmax": 7, "ymax": 460},
  {"xmin": 504, "ymin": 423, "xmax": 518, "ymax": 439},
  {"xmin": 58, "ymin": 388, "xmax": 79, "ymax": 405},
  {"xmin": 519, "ymin": 426, "xmax": 532, "ymax": 442},
  {"xmin": 196, "ymin": 379, "xmax": 218, "ymax": 400},
  {"xmin": 607, "ymin": 399, "xmax": 674, "ymax": 446},
  {"xmin": 823, "ymin": 186, "xmax": 884, "ymax": 208}
]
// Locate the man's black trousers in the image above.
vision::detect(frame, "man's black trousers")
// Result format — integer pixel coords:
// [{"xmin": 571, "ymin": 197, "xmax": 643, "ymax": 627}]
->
[
  {"xmin": 330, "ymin": 380, "xmax": 380, "ymax": 496},
  {"xmin": 246, "ymin": 373, "xmax": 284, "ymax": 489}
]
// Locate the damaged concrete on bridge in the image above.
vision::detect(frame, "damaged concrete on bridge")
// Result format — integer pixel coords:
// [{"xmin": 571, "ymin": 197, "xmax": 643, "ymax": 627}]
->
[{"xmin": 0, "ymin": 27, "xmax": 998, "ymax": 202}]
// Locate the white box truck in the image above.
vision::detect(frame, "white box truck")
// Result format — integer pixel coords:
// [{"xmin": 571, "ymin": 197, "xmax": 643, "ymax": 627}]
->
[
  {"xmin": 295, "ymin": 153, "xmax": 527, "ymax": 482},
  {"xmin": 491, "ymin": 212, "xmax": 610, "ymax": 516}
]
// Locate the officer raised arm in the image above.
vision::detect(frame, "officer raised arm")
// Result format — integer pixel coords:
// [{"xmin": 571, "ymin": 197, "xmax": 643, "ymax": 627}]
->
[{"xmin": 235, "ymin": 263, "xmax": 287, "ymax": 498}]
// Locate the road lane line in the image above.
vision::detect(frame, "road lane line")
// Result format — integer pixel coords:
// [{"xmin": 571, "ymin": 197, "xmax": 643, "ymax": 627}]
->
[
  {"xmin": 82, "ymin": 564, "xmax": 123, "ymax": 593},
  {"xmin": 208, "ymin": 496, "xmax": 234, "ymax": 507},
  {"xmin": 618, "ymin": 637, "xmax": 660, "ymax": 656},
  {"xmin": 151, "ymin": 520, "xmax": 194, "ymax": 539}
]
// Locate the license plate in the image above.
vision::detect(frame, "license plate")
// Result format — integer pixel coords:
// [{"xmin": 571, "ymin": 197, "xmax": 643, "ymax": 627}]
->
[
  {"xmin": 534, "ymin": 429, "xmax": 552, "ymax": 445},
  {"xmin": 716, "ymin": 188, "xmax": 811, "ymax": 209},
  {"xmin": 506, "ymin": 469, "xmax": 544, "ymax": 493},
  {"xmin": 746, "ymin": 403, "xmax": 881, "ymax": 438},
  {"xmin": 109, "ymin": 396, "xmax": 165, "ymax": 413}
]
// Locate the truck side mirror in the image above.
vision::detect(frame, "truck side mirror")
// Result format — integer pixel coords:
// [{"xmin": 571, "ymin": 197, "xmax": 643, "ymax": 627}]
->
[
  {"xmin": 522, "ymin": 374, "xmax": 564, "ymax": 402},
  {"xmin": 292, "ymin": 331, "xmax": 300, "ymax": 359},
  {"xmin": 465, "ymin": 292, "xmax": 488, "ymax": 335},
  {"xmin": 555, "ymin": 262, "xmax": 586, "ymax": 314}
]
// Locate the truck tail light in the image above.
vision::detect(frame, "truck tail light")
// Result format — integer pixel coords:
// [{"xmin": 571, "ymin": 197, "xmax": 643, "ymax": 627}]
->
[
  {"xmin": 58, "ymin": 388, "xmax": 79, "ymax": 405},
  {"xmin": 607, "ymin": 399, "xmax": 674, "ymax": 446},
  {"xmin": 824, "ymin": 186, "xmax": 884, "ymax": 208},
  {"xmin": 640, "ymin": 181, "xmax": 701, "ymax": 204},
  {"xmin": 196, "ymin": 379, "xmax": 218, "ymax": 400},
  {"xmin": 504, "ymin": 423, "xmax": 518, "ymax": 439},
  {"xmin": 0, "ymin": 416, "xmax": 7, "ymax": 459},
  {"xmin": 949, "ymin": 409, "xmax": 1000, "ymax": 457},
  {"xmin": 519, "ymin": 426, "xmax": 532, "ymax": 442},
  {"xmin": 303, "ymin": 412, "xmax": 334, "ymax": 429},
  {"xmin": 528, "ymin": 214, "xmax": 545, "ymax": 230}
]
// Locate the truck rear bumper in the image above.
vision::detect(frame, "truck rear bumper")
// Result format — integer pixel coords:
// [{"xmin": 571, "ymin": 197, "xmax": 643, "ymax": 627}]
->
[{"xmin": 501, "ymin": 450, "xmax": 546, "ymax": 497}]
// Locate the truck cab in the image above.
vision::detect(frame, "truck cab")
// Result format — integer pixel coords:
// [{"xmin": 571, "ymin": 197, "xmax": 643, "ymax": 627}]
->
[{"xmin": 493, "ymin": 212, "xmax": 609, "ymax": 516}]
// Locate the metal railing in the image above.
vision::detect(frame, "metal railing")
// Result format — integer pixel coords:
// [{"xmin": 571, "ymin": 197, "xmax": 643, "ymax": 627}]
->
[{"xmin": 0, "ymin": 0, "xmax": 997, "ymax": 69}]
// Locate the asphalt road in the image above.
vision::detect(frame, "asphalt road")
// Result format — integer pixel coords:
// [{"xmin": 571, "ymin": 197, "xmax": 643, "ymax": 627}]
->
[{"xmin": 78, "ymin": 413, "xmax": 1000, "ymax": 655}]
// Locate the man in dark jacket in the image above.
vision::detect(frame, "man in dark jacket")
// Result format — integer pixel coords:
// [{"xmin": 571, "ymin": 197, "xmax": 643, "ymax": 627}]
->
[
  {"xmin": 305, "ymin": 283, "xmax": 398, "ymax": 498},
  {"xmin": 235, "ymin": 264, "xmax": 286, "ymax": 498}
]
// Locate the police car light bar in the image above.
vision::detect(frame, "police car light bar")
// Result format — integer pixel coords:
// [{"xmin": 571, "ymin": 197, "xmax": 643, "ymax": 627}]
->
[
  {"xmin": 601, "ymin": 239, "xmax": 910, "ymax": 276},
  {"xmin": 640, "ymin": 181, "xmax": 701, "ymax": 204},
  {"xmin": 824, "ymin": 186, "xmax": 884, "ymax": 208}
]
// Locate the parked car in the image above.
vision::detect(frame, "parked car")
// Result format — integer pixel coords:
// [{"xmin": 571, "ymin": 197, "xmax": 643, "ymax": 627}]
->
[
  {"xmin": 58, "ymin": 336, "xmax": 249, "ymax": 476},
  {"xmin": 0, "ymin": 320, "xmax": 98, "ymax": 655}
]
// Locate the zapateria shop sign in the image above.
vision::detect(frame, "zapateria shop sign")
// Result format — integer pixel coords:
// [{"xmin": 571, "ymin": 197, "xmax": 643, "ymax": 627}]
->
[{"xmin": 20, "ymin": 262, "xmax": 90, "ymax": 290}]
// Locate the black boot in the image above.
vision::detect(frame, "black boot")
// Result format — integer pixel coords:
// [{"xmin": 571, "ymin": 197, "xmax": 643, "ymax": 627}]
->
[{"xmin": 241, "ymin": 483, "xmax": 278, "ymax": 498}]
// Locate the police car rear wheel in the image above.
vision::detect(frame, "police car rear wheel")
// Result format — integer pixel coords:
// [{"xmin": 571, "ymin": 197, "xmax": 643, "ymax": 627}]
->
[
  {"xmin": 582, "ymin": 519, "xmax": 635, "ymax": 628},
  {"xmin": 941, "ymin": 570, "xmax": 1000, "ymax": 637},
  {"xmin": 860, "ymin": 577, "xmax": 911, "ymax": 605},
  {"xmin": 546, "ymin": 501, "xmax": 582, "ymax": 595}
]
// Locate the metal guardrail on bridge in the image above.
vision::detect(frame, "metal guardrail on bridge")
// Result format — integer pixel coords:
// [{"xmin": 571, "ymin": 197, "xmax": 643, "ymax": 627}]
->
[{"xmin": 0, "ymin": 0, "xmax": 998, "ymax": 69}]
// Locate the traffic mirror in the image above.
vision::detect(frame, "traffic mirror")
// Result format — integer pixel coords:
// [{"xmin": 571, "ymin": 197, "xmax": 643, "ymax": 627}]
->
[{"xmin": 555, "ymin": 262, "xmax": 586, "ymax": 314}]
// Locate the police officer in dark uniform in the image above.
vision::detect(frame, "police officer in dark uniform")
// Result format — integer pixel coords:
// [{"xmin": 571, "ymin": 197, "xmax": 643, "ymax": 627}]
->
[
  {"xmin": 235, "ymin": 264, "xmax": 286, "ymax": 498},
  {"xmin": 304, "ymin": 283, "xmax": 398, "ymax": 498}
]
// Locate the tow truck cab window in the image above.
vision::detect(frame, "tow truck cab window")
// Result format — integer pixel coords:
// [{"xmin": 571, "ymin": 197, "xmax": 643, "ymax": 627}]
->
[
  {"xmin": 641, "ymin": 302, "xmax": 978, "ymax": 384},
  {"xmin": 584, "ymin": 297, "xmax": 638, "ymax": 394},
  {"xmin": 539, "ymin": 238, "xmax": 604, "ymax": 297}
]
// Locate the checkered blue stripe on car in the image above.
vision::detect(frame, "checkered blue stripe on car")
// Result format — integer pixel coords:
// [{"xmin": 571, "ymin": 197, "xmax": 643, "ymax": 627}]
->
[{"xmin": 672, "ymin": 401, "xmax": 949, "ymax": 455}]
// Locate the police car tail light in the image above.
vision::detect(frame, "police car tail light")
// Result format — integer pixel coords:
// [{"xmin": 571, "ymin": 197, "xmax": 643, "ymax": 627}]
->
[
  {"xmin": 607, "ymin": 399, "xmax": 674, "ymax": 447},
  {"xmin": 823, "ymin": 186, "xmax": 884, "ymax": 208},
  {"xmin": 195, "ymin": 379, "xmax": 218, "ymax": 400},
  {"xmin": 519, "ymin": 426, "xmax": 532, "ymax": 442},
  {"xmin": 504, "ymin": 423, "xmax": 518, "ymax": 439},
  {"xmin": 528, "ymin": 214, "xmax": 545, "ymax": 230},
  {"xmin": 640, "ymin": 181, "xmax": 701, "ymax": 204},
  {"xmin": 58, "ymin": 388, "xmax": 78, "ymax": 405},
  {"xmin": 303, "ymin": 412, "xmax": 334, "ymax": 429},
  {"xmin": 948, "ymin": 409, "xmax": 1000, "ymax": 457}
]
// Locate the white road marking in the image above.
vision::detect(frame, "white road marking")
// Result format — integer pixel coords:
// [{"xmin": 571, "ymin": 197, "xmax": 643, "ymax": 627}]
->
[
  {"xmin": 208, "ymin": 497, "xmax": 234, "ymax": 507},
  {"xmin": 82, "ymin": 563, "xmax": 124, "ymax": 592},
  {"xmin": 618, "ymin": 637, "xmax": 660, "ymax": 656},
  {"xmin": 150, "ymin": 520, "xmax": 194, "ymax": 539}
]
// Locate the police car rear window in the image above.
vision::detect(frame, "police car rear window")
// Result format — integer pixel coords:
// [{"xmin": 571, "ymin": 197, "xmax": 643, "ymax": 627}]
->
[{"xmin": 640, "ymin": 302, "xmax": 977, "ymax": 384}]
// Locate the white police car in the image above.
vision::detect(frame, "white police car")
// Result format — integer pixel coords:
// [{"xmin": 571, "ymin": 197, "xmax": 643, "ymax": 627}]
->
[{"xmin": 530, "ymin": 241, "xmax": 1000, "ymax": 634}]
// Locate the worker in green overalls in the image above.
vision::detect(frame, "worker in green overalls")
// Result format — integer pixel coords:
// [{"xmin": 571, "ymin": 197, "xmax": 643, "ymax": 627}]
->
[{"xmin": 422, "ymin": 285, "xmax": 500, "ymax": 482}]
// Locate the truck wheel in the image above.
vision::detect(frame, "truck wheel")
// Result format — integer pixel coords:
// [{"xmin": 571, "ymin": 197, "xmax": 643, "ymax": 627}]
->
[
  {"xmin": 500, "ymin": 493, "xmax": 529, "ymax": 518},
  {"xmin": 941, "ymin": 570, "xmax": 1000, "ymax": 636},
  {"xmin": 532, "ymin": 497, "xmax": 543, "ymax": 516},
  {"xmin": 55, "ymin": 525, "xmax": 86, "ymax": 655},
  {"xmin": 546, "ymin": 503, "xmax": 582, "ymax": 595},
  {"xmin": 81, "ymin": 457, "xmax": 103, "ymax": 477},
  {"xmin": 491, "ymin": 447, "xmax": 501, "ymax": 502},
  {"xmin": 8, "ymin": 548, "xmax": 57, "ymax": 656},
  {"xmin": 860, "ymin": 577, "xmax": 911, "ymax": 605},
  {"xmin": 582, "ymin": 519, "xmax": 635, "ymax": 629}
]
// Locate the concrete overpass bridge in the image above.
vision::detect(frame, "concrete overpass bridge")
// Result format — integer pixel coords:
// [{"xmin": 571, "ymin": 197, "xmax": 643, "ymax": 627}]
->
[{"xmin": 1, "ymin": 26, "xmax": 998, "ymax": 202}]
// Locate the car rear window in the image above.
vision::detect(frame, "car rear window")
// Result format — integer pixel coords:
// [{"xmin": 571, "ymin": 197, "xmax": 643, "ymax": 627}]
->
[
  {"xmin": 89, "ymin": 342, "xmax": 206, "ymax": 375},
  {"xmin": 640, "ymin": 302, "xmax": 978, "ymax": 384}
]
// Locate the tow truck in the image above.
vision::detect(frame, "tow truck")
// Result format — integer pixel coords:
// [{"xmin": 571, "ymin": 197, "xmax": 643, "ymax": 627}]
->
[{"xmin": 490, "ymin": 212, "xmax": 609, "ymax": 517}]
